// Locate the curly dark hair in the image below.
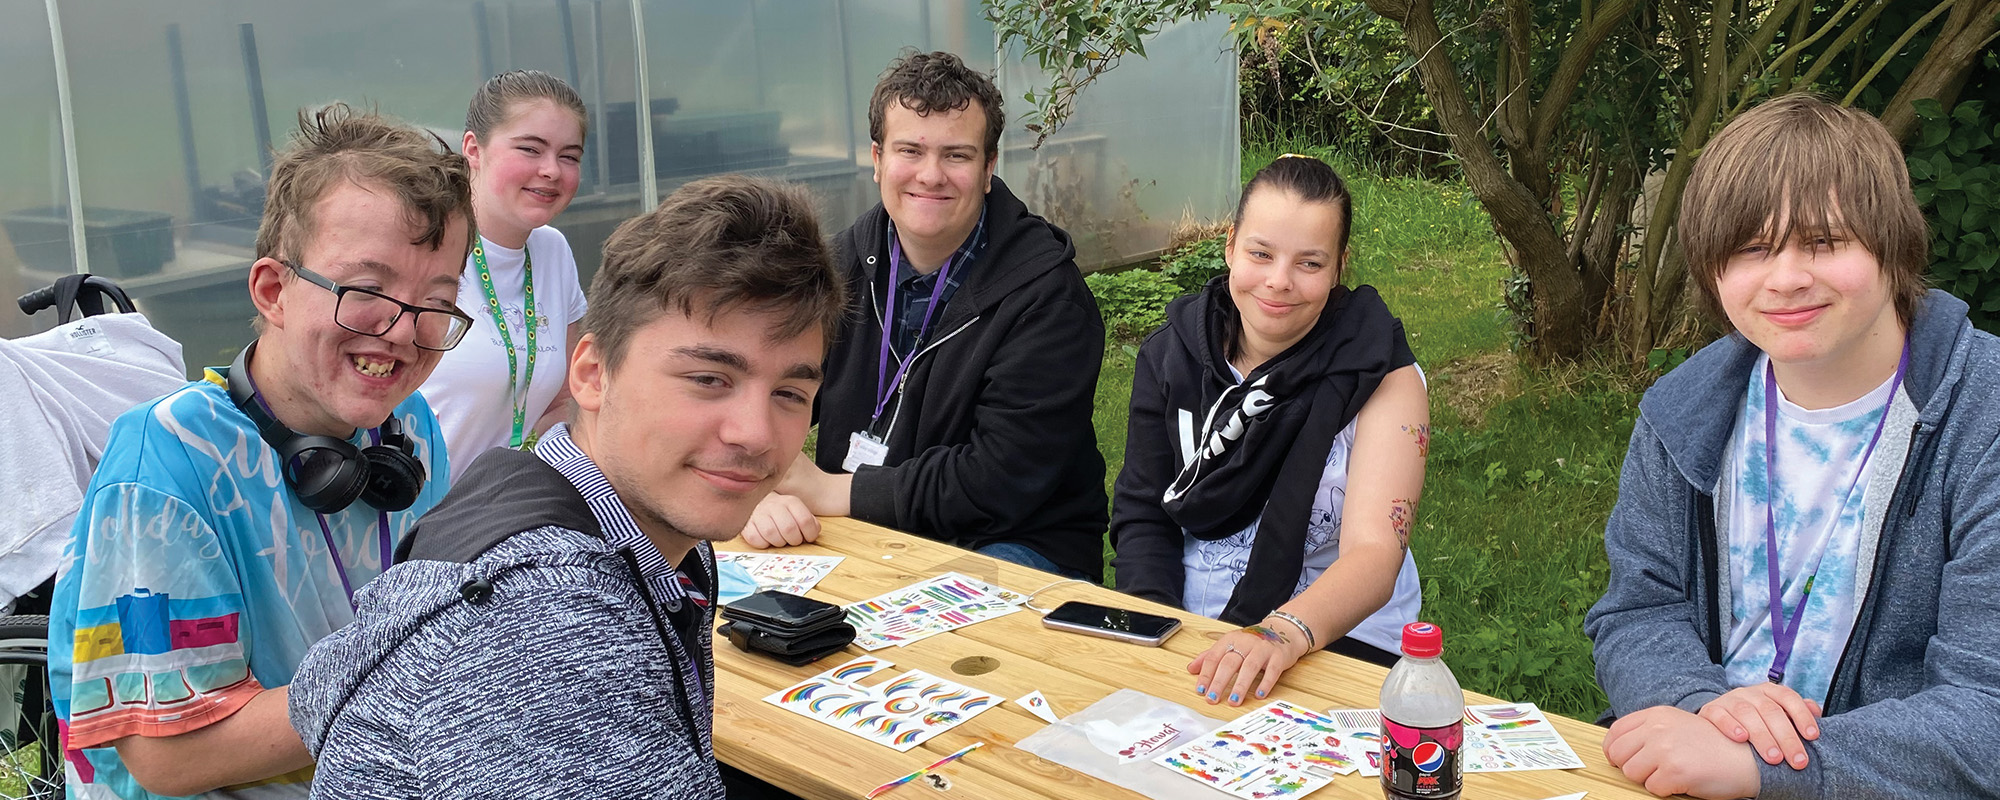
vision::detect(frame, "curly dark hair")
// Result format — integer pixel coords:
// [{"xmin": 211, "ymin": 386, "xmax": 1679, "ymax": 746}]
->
[{"xmin": 867, "ymin": 50, "xmax": 1005, "ymax": 161}]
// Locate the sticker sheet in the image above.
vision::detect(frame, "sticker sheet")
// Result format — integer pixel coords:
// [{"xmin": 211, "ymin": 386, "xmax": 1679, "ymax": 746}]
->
[
  {"xmin": 713, "ymin": 552, "xmax": 844, "ymax": 595},
  {"xmin": 764, "ymin": 656, "xmax": 1000, "ymax": 752},
  {"xmin": 1323, "ymin": 703, "xmax": 1586, "ymax": 775},
  {"xmin": 1153, "ymin": 700, "xmax": 1358, "ymax": 800},
  {"xmin": 843, "ymin": 572, "xmax": 1027, "ymax": 649},
  {"xmin": 1461, "ymin": 703, "xmax": 1586, "ymax": 772}
]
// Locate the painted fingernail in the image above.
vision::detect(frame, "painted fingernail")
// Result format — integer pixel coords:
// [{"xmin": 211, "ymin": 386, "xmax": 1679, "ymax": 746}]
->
[
  {"xmin": 1208, "ymin": 692, "xmax": 1218, "ymax": 702},
  {"xmin": 1230, "ymin": 693, "xmax": 1240, "ymax": 703},
  {"xmin": 1196, "ymin": 685, "xmax": 1206, "ymax": 695},
  {"xmin": 1257, "ymin": 689, "xmax": 1267, "ymax": 698}
]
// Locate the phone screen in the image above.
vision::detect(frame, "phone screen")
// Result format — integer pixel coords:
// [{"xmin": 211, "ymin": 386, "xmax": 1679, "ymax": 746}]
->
[{"xmin": 1046, "ymin": 601, "xmax": 1181, "ymax": 639}]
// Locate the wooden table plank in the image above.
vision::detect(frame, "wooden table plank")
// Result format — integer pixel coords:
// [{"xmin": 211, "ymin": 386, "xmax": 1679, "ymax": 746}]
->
[{"xmin": 712, "ymin": 518, "xmax": 1664, "ymax": 800}]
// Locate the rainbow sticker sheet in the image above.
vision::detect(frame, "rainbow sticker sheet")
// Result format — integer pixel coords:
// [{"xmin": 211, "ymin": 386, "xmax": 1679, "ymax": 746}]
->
[
  {"xmin": 1323, "ymin": 703, "xmax": 1586, "ymax": 775},
  {"xmin": 714, "ymin": 552, "xmax": 844, "ymax": 595},
  {"xmin": 1153, "ymin": 700, "xmax": 1357, "ymax": 799},
  {"xmin": 763, "ymin": 656, "xmax": 1001, "ymax": 752},
  {"xmin": 843, "ymin": 572, "xmax": 1028, "ymax": 650}
]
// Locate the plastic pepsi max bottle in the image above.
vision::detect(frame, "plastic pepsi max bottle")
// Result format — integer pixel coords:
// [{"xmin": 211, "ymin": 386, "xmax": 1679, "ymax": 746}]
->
[{"xmin": 1380, "ymin": 622, "xmax": 1464, "ymax": 799}]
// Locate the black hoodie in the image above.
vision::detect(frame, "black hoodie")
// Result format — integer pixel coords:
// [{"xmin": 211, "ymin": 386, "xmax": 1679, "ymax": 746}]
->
[{"xmin": 815, "ymin": 177, "xmax": 1108, "ymax": 578}]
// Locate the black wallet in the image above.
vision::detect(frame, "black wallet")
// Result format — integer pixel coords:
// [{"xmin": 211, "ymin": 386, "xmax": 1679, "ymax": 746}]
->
[{"xmin": 719, "ymin": 590, "xmax": 856, "ymax": 666}]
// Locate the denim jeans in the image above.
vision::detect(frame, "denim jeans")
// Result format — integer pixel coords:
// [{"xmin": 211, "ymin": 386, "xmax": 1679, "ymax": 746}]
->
[{"xmin": 974, "ymin": 542, "xmax": 1093, "ymax": 581}]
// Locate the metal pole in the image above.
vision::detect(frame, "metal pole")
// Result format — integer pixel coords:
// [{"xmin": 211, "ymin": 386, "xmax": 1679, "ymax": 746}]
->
[
  {"xmin": 591, "ymin": 0, "xmax": 609, "ymax": 194},
  {"xmin": 239, "ymin": 23, "xmax": 274, "ymax": 173},
  {"xmin": 474, "ymin": 2, "xmax": 495, "ymax": 80},
  {"xmin": 834, "ymin": 0, "xmax": 858, "ymax": 167},
  {"xmin": 167, "ymin": 24, "xmax": 204, "ymax": 222},
  {"xmin": 44, "ymin": 0, "xmax": 88, "ymax": 273},
  {"xmin": 629, "ymin": 0, "xmax": 658, "ymax": 209}
]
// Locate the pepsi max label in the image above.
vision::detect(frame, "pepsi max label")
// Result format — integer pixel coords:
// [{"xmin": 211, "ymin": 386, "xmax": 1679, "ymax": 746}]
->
[{"xmin": 1380, "ymin": 716, "xmax": 1462, "ymax": 798}]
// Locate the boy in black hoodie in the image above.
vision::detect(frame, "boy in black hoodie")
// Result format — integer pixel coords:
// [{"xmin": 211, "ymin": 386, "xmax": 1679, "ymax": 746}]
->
[{"xmin": 740, "ymin": 51, "xmax": 1108, "ymax": 579}]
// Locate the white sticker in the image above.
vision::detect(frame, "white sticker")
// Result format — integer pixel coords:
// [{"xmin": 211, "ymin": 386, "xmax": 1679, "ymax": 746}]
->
[
  {"xmin": 1016, "ymin": 690, "xmax": 1062, "ymax": 724},
  {"xmin": 842, "ymin": 431, "xmax": 888, "ymax": 471},
  {"xmin": 64, "ymin": 318, "xmax": 114, "ymax": 357}
]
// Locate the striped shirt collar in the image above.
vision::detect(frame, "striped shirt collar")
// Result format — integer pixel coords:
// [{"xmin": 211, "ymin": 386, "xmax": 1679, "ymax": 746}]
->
[{"xmin": 533, "ymin": 423, "xmax": 704, "ymax": 608}]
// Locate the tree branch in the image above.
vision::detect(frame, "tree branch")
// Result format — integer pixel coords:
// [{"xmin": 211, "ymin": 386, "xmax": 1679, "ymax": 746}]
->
[
  {"xmin": 1843, "ymin": 0, "xmax": 1958, "ymax": 107},
  {"xmin": 1527, "ymin": 0, "xmax": 1644, "ymax": 148}
]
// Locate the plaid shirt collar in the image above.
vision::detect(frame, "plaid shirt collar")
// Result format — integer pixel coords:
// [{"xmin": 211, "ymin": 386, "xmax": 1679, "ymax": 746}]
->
[
  {"xmin": 884, "ymin": 205, "xmax": 987, "ymax": 355},
  {"xmin": 533, "ymin": 423, "xmax": 709, "ymax": 610}
]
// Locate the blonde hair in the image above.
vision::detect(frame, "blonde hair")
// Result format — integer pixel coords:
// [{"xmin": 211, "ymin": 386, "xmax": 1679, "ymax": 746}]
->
[{"xmin": 1679, "ymin": 94, "xmax": 1928, "ymax": 327}]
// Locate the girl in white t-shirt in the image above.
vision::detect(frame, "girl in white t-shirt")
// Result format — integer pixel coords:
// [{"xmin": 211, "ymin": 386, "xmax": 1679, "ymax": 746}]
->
[{"xmin": 424, "ymin": 71, "xmax": 591, "ymax": 480}]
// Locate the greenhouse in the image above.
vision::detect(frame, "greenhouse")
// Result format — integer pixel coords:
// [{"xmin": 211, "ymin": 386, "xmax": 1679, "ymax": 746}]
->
[{"xmin": 2, "ymin": 0, "xmax": 1238, "ymax": 369}]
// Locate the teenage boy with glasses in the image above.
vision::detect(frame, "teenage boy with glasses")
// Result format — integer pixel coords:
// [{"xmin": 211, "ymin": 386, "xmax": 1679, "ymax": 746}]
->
[{"xmin": 48, "ymin": 104, "xmax": 474, "ymax": 800}]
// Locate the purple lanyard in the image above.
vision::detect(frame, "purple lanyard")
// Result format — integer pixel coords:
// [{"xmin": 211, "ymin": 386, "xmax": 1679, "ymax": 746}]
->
[
  {"xmin": 1762, "ymin": 342, "xmax": 1908, "ymax": 683},
  {"xmin": 312, "ymin": 428, "xmax": 395, "ymax": 612},
  {"xmin": 872, "ymin": 241, "xmax": 957, "ymax": 422}
]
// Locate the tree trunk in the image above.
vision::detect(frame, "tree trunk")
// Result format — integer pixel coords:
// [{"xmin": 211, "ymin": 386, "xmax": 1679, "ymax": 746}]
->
[{"xmin": 1879, "ymin": 1, "xmax": 2000, "ymax": 140}]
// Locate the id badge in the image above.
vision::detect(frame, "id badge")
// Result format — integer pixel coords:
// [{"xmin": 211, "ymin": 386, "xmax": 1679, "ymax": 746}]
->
[{"xmin": 842, "ymin": 431, "xmax": 888, "ymax": 472}]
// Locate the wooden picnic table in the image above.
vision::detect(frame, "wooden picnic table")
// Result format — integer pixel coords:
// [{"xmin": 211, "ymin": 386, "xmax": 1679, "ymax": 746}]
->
[{"xmin": 713, "ymin": 517, "xmax": 1664, "ymax": 800}]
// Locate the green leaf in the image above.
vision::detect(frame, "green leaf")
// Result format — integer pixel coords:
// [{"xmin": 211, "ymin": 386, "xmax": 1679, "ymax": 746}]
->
[
  {"xmin": 1923, "ymin": 120, "xmax": 1952, "ymax": 148},
  {"xmin": 1914, "ymin": 98, "xmax": 1947, "ymax": 120},
  {"xmin": 1909, "ymin": 157, "xmax": 1935, "ymax": 181},
  {"xmin": 1953, "ymin": 100, "xmax": 1986, "ymax": 126},
  {"xmin": 1940, "ymin": 191, "xmax": 1968, "ymax": 224}
]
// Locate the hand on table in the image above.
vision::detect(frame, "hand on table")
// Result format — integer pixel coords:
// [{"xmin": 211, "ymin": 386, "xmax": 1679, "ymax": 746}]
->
[
  {"xmin": 1604, "ymin": 705, "xmax": 1761, "ymax": 799},
  {"xmin": 1698, "ymin": 683, "xmax": 1822, "ymax": 769},
  {"xmin": 1187, "ymin": 623, "xmax": 1308, "ymax": 707},
  {"xmin": 740, "ymin": 492, "xmax": 819, "ymax": 548}
]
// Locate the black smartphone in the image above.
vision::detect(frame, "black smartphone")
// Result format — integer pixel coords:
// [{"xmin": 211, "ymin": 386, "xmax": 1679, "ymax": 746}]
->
[
  {"xmin": 720, "ymin": 589, "xmax": 845, "ymax": 633},
  {"xmin": 1042, "ymin": 601, "xmax": 1182, "ymax": 646}
]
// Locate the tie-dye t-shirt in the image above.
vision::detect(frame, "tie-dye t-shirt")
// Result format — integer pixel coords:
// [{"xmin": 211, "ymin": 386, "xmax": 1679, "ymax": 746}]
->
[
  {"xmin": 1720, "ymin": 354, "xmax": 1901, "ymax": 704},
  {"xmin": 49, "ymin": 368, "xmax": 448, "ymax": 800}
]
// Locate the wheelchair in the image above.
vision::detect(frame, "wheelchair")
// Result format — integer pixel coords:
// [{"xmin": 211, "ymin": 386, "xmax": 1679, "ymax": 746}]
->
[{"xmin": 0, "ymin": 274, "xmax": 148, "ymax": 799}]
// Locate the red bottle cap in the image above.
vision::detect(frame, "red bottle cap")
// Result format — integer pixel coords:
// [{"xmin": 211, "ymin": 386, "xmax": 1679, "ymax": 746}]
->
[{"xmin": 1401, "ymin": 622, "xmax": 1443, "ymax": 658}]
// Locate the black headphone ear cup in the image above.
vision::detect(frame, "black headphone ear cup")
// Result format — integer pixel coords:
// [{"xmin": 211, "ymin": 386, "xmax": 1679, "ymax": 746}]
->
[
  {"xmin": 283, "ymin": 437, "xmax": 368, "ymax": 514},
  {"xmin": 359, "ymin": 445, "xmax": 426, "ymax": 512}
]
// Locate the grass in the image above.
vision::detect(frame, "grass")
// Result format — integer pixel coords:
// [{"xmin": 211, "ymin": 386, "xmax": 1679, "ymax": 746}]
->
[{"xmin": 1089, "ymin": 142, "xmax": 1640, "ymax": 719}]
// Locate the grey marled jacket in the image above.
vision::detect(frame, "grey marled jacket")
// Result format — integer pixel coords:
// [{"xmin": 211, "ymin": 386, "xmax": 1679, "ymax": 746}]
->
[
  {"xmin": 1587, "ymin": 290, "xmax": 2000, "ymax": 799},
  {"xmin": 290, "ymin": 446, "xmax": 724, "ymax": 799}
]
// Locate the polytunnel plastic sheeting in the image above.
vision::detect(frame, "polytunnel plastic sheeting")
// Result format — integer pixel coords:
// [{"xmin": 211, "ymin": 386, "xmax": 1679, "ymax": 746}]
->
[
  {"xmin": 998, "ymin": 14, "xmax": 1240, "ymax": 269},
  {"xmin": 17, "ymin": 0, "xmax": 1236, "ymax": 374},
  {"xmin": 1, "ymin": 0, "xmax": 76, "ymax": 339}
]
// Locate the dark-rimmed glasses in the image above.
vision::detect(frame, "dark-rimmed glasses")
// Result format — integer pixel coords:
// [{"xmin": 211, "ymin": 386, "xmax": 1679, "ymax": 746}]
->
[{"xmin": 285, "ymin": 262, "xmax": 473, "ymax": 351}]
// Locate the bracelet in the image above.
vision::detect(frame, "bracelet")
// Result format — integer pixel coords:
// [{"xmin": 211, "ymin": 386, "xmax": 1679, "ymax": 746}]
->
[{"xmin": 1265, "ymin": 610, "xmax": 1317, "ymax": 652}]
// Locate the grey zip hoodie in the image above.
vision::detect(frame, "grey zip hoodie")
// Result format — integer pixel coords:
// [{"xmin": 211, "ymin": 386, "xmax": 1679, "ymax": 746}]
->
[
  {"xmin": 289, "ymin": 446, "xmax": 724, "ymax": 799},
  {"xmin": 1587, "ymin": 290, "xmax": 2000, "ymax": 799}
]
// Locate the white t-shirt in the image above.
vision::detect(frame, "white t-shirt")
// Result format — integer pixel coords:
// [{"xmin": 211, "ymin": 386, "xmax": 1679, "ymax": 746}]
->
[
  {"xmin": 1719, "ymin": 354, "xmax": 1901, "ymax": 703},
  {"xmin": 1181, "ymin": 366, "xmax": 1424, "ymax": 655},
  {"xmin": 422, "ymin": 227, "xmax": 588, "ymax": 480}
]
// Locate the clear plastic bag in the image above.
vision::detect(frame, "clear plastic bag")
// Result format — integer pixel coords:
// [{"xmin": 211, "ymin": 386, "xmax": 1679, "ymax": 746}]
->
[{"xmin": 1015, "ymin": 689, "xmax": 1234, "ymax": 799}]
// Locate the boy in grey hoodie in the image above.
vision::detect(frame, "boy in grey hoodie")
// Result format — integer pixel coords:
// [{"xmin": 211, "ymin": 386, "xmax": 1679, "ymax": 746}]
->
[
  {"xmin": 288, "ymin": 176, "xmax": 846, "ymax": 798},
  {"xmin": 1586, "ymin": 95, "xmax": 2000, "ymax": 799}
]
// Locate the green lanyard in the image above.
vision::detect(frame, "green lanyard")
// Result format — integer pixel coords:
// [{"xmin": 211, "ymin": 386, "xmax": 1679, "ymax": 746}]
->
[{"xmin": 472, "ymin": 242, "xmax": 538, "ymax": 449}]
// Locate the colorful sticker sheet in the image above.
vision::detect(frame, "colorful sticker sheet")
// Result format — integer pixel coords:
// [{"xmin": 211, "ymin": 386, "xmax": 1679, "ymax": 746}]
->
[
  {"xmin": 713, "ymin": 552, "xmax": 844, "ymax": 595},
  {"xmin": 1322, "ymin": 703, "xmax": 1586, "ymax": 775},
  {"xmin": 843, "ymin": 572, "xmax": 1027, "ymax": 650},
  {"xmin": 1153, "ymin": 700, "xmax": 1358, "ymax": 800},
  {"xmin": 764, "ymin": 656, "xmax": 1000, "ymax": 752},
  {"xmin": 1462, "ymin": 703, "xmax": 1586, "ymax": 772}
]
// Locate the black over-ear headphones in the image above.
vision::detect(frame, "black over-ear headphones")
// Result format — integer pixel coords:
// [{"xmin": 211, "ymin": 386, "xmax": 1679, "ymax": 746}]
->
[{"xmin": 226, "ymin": 344, "xmax": 428, "ymax": 513}]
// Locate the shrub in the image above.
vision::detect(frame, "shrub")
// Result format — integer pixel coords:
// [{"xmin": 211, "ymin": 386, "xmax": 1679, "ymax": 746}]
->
[
  {"xmin": 1087, "ymin": 268, "xmax": 1184, "ymax": 343},
  {"xmin": 1160, "ymin": 234, "xmax": 1229, "ymax": 294},
  {"xmin": 1909, "ymin": 97, "xmax": 2000, "ymax": 334}
]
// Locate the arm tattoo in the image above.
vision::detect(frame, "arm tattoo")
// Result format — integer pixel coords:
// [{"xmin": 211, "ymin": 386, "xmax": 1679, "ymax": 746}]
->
[
  {"xmin": 1389, "ymin": 498, "xmax": 1418, "ymax": 552},
  {"xmin": 1401, "ymin": 424, "xmax": 1432, "ymax": 458},
  {"xmin": 1241, "ymin": 624, "xmax": 1290, "ymax": 646}
]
